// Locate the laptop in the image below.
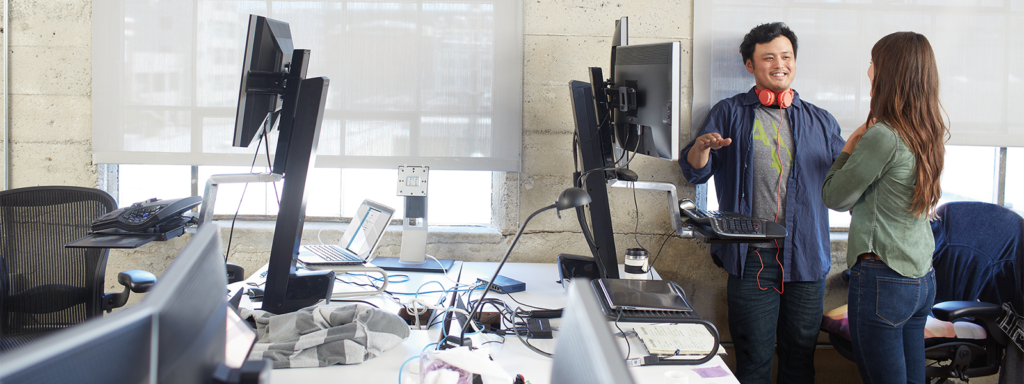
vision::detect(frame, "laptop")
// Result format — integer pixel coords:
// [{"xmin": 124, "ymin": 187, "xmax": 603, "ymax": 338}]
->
[
  {"xmin": 297, "ymin": 199, "xmax": 395, "ymax": 267},
  {"xmin": 225, "ymin": 302, "xmax": 257, "ymax": 369},
  {"xmin": 594, "ymin": 278, "xmax": 693, "ymax": 312}
]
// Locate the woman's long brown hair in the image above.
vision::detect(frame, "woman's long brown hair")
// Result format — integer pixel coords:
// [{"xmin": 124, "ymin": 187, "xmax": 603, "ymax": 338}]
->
[{"xmin": 868, "ymin": 32, "xmax": 949, "ymax": 218}]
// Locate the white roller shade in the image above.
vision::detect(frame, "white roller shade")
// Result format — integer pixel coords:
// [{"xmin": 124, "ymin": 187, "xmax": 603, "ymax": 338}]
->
[
  {"xmin": 93, "ymin": 0, "xmax": 523, "ymax": 171},
  {"xmin": 694, "ymin": 1, "xmax": 1024, "ymax": 147}
]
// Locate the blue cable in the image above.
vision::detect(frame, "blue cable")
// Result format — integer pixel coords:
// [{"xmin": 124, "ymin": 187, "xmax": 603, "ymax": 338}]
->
[
  {"xmin": 397, "ymin": 355, "xmax": 419, "ymax": 384},
  {"xmin": 342, "ymin": 272, "xmax": 410, "ymax": 284},
  {"xmin": 398, "ymin": 343, "xmax": 442, "ymax": 384}
]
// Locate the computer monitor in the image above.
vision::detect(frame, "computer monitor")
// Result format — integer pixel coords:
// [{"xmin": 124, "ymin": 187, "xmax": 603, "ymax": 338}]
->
[
  {"xmin": 569, "ymin": 79, "xmax": 619, "ymax": 279},
  {"xmin": 0, "ymin": 308, "xmax": 154, "ymax": 384},
  {"xmin": 233, "ymin": 15, "xmax": 292, "ymax": 149},
  {"xmin": 610, "ymin": 41, "xmax": 682, "ymax": 161},
  {"xmin": 0, "ymin": 225, "xmax": 230, "ymax": 384},
  {"xmin": 232, "ymin": 14, "xmax": 335, "ymax": 314},
  {"xmin": 551, "ymin": 279, "xmax": 636, "ymax": 384},
  {"xmin": 570, "ymin": 19, "xmax": 685, "ymax": 279},
  {"xmin": 147, "ymin": 224, "xmax": 230, "ymax": 383},
  {"xmin": 608, "ymin": 16, "xmax": 628, "ymax": 81}
]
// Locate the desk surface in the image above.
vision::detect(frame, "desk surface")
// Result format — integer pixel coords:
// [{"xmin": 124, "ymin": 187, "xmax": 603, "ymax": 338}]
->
[{"xmin": 250, "ymin": 262, "xmax": 737, "ymax": 384}]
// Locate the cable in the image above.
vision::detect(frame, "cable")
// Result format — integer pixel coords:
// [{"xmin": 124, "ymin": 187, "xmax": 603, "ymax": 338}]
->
[
  {"xmin": 613, "ymin": 309, "xmax": 631, "ymax": 360},
  {"xmin": 755, "ymin": 108, "xmax": 787, "ymax": 295},
  {"xmin": 645, "ymin": 229, "xmax": 676, "ymax": 277},
  {"xmin": 331, "ymin": 299, "xmax": 380, "ymax": 308},
  {"xmin": 631, "ymin": 181, "xmax": 643, "ymax": 250},
  {"xmin": 424, "ymin": 254, "xmax": 466, "ymax": 287},
  {"xmin": 262, "ymin": 128, "xmax": 280, "ymax": 206},
  {"xmin": 511, "ymin": 309, "xmax": 552, "ymax": 357},
  {"xmin": 398, "ymin": 355, "xmax": 420, "ymax": 384},
  {"xmin": 223, "ymin": 117, "xmax": 272, "ymax": 263},
  {"xmin": 503, "ymin": 291, "xmax": 560, "ymax": 312}
]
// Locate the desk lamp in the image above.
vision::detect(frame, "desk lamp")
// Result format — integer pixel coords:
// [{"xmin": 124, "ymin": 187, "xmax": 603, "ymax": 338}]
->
[{"xmin": 452, "ymin": 187, "xmax": 592, "ymax": 347}]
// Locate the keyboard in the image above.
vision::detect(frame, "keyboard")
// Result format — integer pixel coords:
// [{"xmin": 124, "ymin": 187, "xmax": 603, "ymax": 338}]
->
[
  {"xmin": 709, "ymin": 217, "xmax": 766, "ymax": 238},
  {"xmin": 305, "ymin": 245, "xmax": 361, "ymax": 262},
  {"xmin": 679, "ymin": 199, "xmax": 768, "ymax": 238}
]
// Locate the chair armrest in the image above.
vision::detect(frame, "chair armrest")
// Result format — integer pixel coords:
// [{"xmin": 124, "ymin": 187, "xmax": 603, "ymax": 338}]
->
[
  {"xmin": 118, "ymin": 270, "xmax": 157, "ymax": 293},
  {"xmin": 226, "ymin": 263, "xmax": 245, "ymax": 284},
  {"xmin": 931, "ymin": 301, "xmax": 1002, "ymax": 322},
  {"xmin": 104, "ymin": 270, "xmax": 157, "ymax": 312}
]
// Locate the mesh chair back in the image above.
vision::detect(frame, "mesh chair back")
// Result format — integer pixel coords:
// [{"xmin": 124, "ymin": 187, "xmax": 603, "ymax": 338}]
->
[
  {"xmin": 0, "ymin": 186, "xmax": 117, "ymax": 338},
  {"xmin": 931, "ymin": 201, "xmax": 1023, "ymax": 310}
]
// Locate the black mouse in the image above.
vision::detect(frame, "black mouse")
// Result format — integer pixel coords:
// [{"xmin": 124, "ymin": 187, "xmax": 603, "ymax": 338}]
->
[{"xmin": 247, "ymin": 287, "xmax": 265, "ymax": 301}]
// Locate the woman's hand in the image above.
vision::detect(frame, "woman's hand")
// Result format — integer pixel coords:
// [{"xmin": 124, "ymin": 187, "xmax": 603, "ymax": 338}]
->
[{"xmin": 843, "ymin": 118, "xmax": 877, "ymax": 154}]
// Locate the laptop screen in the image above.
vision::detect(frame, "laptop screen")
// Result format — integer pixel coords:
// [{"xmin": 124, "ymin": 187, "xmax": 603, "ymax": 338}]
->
[
  {"xmin": 338, "ymin": 201, "xmax": 393, "ymax": 258},
  {"xmin": 224, "ymin": 307, "xmax": 256, "ymax": 369}
]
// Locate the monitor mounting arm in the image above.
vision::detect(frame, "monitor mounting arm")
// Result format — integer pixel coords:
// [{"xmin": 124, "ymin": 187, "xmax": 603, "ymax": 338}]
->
[{"xmin": 607, "ymin": 179, "xmax": 692, "ymax": 237}]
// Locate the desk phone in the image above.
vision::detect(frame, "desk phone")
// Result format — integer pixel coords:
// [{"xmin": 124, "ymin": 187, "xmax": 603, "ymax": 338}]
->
[{"xmin": 90, "ymin": 196, "xmax": 202, "ymax": 233}]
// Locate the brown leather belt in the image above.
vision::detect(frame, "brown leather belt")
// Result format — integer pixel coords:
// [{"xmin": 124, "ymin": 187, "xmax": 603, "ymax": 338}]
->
[{"xmin": 858, "ymin": 253, "xmax": 881, "ymax": 261}]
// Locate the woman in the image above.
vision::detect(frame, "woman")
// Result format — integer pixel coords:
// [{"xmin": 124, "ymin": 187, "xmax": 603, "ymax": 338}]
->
[{"xmin": 821, "ymin": 31, "xmax": 948, "ymax": 384}]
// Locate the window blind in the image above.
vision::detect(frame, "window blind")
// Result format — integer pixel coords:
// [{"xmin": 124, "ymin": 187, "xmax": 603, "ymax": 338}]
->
[
  {"xmin": 693, "ymin": 1, "xmax": 1024, "ymax": 148},
  {"xmin": 93, "ymin": 0, "xmax": 523, "ymax": 171}
]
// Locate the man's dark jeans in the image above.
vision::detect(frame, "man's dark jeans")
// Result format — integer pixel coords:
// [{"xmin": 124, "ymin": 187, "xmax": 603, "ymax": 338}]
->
[{"xmin": 727, "ymin": 247, "xmax": 824, "ymax": 384}]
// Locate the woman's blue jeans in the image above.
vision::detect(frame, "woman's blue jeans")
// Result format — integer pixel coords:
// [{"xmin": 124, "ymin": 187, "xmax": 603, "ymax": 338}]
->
[{"xmin": 849, "ymin": 258, "xmax": 935, "ymax": 384}]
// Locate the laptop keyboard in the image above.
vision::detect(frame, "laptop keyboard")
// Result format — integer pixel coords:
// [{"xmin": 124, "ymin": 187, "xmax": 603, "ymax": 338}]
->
[{"xmin": 306, "ymin": 245, "xmax": 361, "ymax": 262}]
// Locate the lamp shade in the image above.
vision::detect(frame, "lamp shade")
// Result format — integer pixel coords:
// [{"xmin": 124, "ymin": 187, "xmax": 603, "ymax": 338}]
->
[{"xmin": 555, "ymin": 187, "xmax": 591, "ymax": 211}]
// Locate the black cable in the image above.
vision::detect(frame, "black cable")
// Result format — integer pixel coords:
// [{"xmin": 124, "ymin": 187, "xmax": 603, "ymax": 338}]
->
[
  {"xmin": 261, "ymin": 129, "xmax": 281, "ymax": 205},
  {"xmin": 613, "ymin": 309, "xmax": 630, "ymax": 360},
  {"xmin": 224, "ymin": 114, "xmax": 275, "ymax": 263},
  {"xmin": 646, "ymin": 229, "xmax": 677, "ymax": 274},
  {"xmin": 331, "ymin": 299, "xmax": 380, "ymax": 308},
  {"xmin": 575, "ymin": 120, "xmax": 634, "ymax": 188},
  {"xmin": 511, "ymin": 310, "xmax": 552, "ymax": 357},
  {"xmin": 504, "ymin": 291, "xmax": 560, "ymax": 311},
  {"xmin": 632, "ymin": 181, "xmax": 643, "ymax": 249}
]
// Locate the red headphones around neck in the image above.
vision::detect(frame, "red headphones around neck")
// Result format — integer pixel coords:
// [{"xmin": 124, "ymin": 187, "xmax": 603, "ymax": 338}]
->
[{"xmin": 755, "ymin": 88, "xmax": 794, "ymax": 108}]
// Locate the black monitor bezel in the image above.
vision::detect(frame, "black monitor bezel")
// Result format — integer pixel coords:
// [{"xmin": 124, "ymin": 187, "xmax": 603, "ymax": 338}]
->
[{"xmin": 233, "ymin": 15, "xmax": 294, "ymax": 149}]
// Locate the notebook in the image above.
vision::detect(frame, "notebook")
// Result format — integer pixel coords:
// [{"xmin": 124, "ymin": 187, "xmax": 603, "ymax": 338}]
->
[
  {"xmin": 594, "ymin": 278, "xmax": 693, "ymax": 312},
  {"xmin": 297, "ymin": 199, "xmax": 395, "ymax": 267}
]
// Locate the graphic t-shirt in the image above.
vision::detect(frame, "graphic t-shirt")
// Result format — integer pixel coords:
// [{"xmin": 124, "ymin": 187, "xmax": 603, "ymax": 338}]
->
[{"xmin": 750, "ymin": 105, "xmax": 793, "ymax": 248}]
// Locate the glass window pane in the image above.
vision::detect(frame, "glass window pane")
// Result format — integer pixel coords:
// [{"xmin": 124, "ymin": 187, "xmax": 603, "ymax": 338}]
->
[
  {"xmin": 1006, "ymin": 147, "xmax": 1024, "ymax": 217},
  {"xmin": 940, "ymin": 146, "xmax": 997, "ymax": 205},
  {"xmin": 340, "ymin": 169, "xmax": 491, "ymax": 225},
  {"xmin": 118, "ymin": 164, "xmax": 192, "ymax": 207},
  {"xmin": 121, "ymin": 165, "xmax": 491, "ymax": 224},
  {"xmin": 198, "ymin": 166, "xmax": 281, "ymax": 216}
]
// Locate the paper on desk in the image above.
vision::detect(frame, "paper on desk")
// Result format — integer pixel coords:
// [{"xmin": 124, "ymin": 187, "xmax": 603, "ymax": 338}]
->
[{"xmin": 634, "ymin": 323, "xmax": 724, "ymax": 355}]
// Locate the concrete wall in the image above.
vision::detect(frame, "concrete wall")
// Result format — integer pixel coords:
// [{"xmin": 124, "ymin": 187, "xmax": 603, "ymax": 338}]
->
[{"xmin": 3, "ymin": 1, "xmax": 998, "ymax": 383}]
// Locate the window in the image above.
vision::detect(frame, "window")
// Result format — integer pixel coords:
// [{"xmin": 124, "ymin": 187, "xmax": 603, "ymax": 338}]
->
[
  {"xmin": 1007, "ymin": 147, "xmax": 1024, "ymax": 216},
  {"xmin": 94, "ymin": 1, "xmax": 524, "ymax": 224},
  {"xmin": 705, "ymin": 145, "xmax": 1021, "ymax": 230},
  {"xmin": 118, "ymin": 165, "xmax": 492, "ymax": 224},
  {"xmin": 692, "ymin": 2, "xmax": 1024, "ymax": 228}
]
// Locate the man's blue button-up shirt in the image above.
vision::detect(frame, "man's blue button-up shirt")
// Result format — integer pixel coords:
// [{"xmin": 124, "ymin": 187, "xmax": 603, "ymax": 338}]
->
[{"xmin": 679, "ymin": 88, "xmax": 845, "ymax": 281}]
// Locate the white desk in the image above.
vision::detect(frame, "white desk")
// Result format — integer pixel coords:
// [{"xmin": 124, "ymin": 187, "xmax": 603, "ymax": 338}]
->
[
  {"xmin": 456, "ymin": 263, "xmax": 737, "ymax": 384},
  {"xmin": 248, "ymin": 262, "xmax": 737, "ymax": 383}
]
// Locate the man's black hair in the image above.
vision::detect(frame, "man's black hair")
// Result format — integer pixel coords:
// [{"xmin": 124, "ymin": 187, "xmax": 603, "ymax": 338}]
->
[{"xmin": 739, "ymin": 22, "xmax": 798, "ymax": 65}]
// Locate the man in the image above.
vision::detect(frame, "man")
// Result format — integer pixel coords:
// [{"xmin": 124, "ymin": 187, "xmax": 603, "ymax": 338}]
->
[{"xmin": 679, "ymin": 22, "xmax": 845, "ymax": 384}]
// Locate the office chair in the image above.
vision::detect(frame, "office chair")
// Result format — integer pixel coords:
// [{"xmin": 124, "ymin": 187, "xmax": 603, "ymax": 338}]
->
[
  {"xmin": 0, "ymin": 186, "xmax": 156, "ymax": 353},
  {"xmin": 925, "ymin": 201, "xmax": 1021, "ymax": 382},
  {"xmin": 821, "ymin": 201, "xmax": 1023, "ymax": 383}
]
